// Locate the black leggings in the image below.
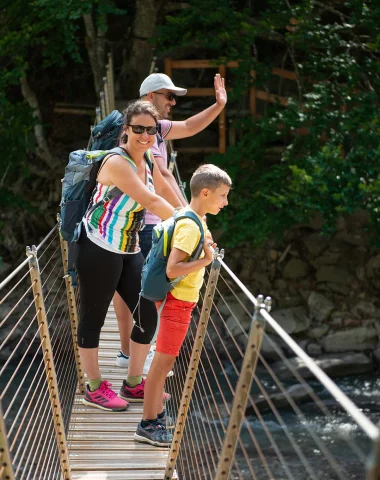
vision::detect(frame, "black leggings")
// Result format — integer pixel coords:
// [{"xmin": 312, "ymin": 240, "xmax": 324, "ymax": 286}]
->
[{"xmin": 74, "ymin": 230, "xmax": 157, "ymax": 348}]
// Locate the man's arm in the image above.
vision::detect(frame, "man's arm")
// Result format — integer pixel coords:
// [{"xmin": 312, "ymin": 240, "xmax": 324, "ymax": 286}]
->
[
  {"xmin": 155, "ymin": 155, "xmax": 187, "ymax": 207},
  {"xmin": 166, "ymin": 74, "xmax": 227, "ymax": 141}
]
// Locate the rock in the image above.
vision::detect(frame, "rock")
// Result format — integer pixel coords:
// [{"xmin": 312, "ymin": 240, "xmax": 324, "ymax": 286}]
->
[
  {"xmin": 306, "ymin": 342, "xmax": 323, "ymax": 356},
  {"xmin": 373, "ymin": 346, "xmax": 380, "ymax": 364},
  {"xmin": 225, "ymin": 313, "xmax": 251, "ymax": 339},
  {"xmin": 260, "ymin": 335, "xmax": 284, "ymax": 361},
  {"xmin": 316, "ymin": 266, "xmax": 353, "ymax": 285},
  {"xmin": 307, "ymin": 325, "xmax": 330, "ymax": 339},
  {"xmin": 268, "ymin": 306, "xmax": 309, "ymax": 334},
  {"xmin": 276, "ymin": 295, "xmax": 302, "ymax": 308},
  {"xmin": 334, "ymin": 231, "xmax": 369, "ymax": 246},
  {"xmin": 216, "ymin": 294, "xmax": 253, "ymax": 319},
  {"xmin": 308, "ymin": 291, "xmax": 334, "ymax": 322},
  {"xmin": 365, "ymin": 255, "xmax": 380, "ymax": 289},
  {"xmin": 283, "ymin": 258, "xmax": 309, "ymax": 279},
  {"xmin": 325, "ymin": 282, "xmax": 351, "ymax": 296},
  {"xmin": 352, "ymin": 301, "xmax": 376, "ymax": 319},
  {"xmin": 311, "ymin": 251, "xmax": 341, "ymax": 268},
  {"xmin": 273, "ymin": 279, "xmax": 288, "ymax": 291},
  {"xmin": 304, "ymin": 232, "xmax": 329, "ymax": 256},
  {"xmin": 270, "ymin": 352, "xmax": 373, "ymax": 379},
  {"xmin": 323, "ymin": 326, "xmax": 378, "ymax": 352},
  {"xmin": 248, "ymin": 384, "xmax": 314, "ymax": 413}
]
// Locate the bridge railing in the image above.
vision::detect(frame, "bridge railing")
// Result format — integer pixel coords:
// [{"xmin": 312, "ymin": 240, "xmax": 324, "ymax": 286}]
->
[
  {"xmin": 164, "ymin": 154, "xmax": 380, "ymax": 480},
  {"xmin": 0, "ymin": 226, "xmax": 75, "ymax": 480}
]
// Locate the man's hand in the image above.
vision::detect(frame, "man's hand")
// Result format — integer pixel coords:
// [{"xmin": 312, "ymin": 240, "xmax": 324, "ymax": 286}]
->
[{"xmin": 215, "ymin": 74, "xmax": 227, "ymax": 107}]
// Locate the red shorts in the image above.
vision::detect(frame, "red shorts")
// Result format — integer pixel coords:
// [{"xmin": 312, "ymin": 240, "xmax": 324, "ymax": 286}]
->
[{"xmin": 155, "ymin": 292, "xmax": 196, "ymax": 356}]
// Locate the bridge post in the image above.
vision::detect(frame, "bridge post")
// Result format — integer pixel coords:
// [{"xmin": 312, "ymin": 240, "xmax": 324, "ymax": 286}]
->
[
  {"xmin": 0, "ymin": 401, "xmax": 15, "ymax": 480},
  {"xmin": 214, "ymin": 294, "xmax": 272, "ymax": 480},
  {"xmin": 60, "ymin": 238, "xmax": 86, "ymax": 394},
  {"xmin": 26, "ymin": 245, "xmax": 72, "ymax": 480},
  {"xmin": 164, "ymin": 248, "xmax": 224, "ymax": 480},
  {"xmin": 367, "ymin": 435, "xmax": 380, "ymax": 480}
]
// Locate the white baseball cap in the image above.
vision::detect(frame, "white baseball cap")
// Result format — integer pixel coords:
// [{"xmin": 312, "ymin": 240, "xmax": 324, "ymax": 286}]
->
[{"xmin": 140, "ymin": 73, "xmax": 187, "ymax": 97}]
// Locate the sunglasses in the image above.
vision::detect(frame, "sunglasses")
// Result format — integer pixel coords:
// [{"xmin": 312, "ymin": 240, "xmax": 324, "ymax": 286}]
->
[
  {"xmin": 154, "ymin": 91, "xmax": 177, "ymax": 102},
  {"xmin": 127, "ymin": 124, "xmax": 158, "ymax": 135}
]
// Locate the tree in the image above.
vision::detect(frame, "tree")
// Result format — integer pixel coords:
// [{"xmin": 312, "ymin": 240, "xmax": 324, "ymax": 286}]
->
[{"xmin": 157, "ymin": 0, "xmax": 380, "ymax": 247}]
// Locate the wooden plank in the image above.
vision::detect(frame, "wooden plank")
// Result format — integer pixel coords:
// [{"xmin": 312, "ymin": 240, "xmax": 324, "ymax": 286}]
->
[
  {"xmin": 256, "ymin": 90, "xmax": 288, "ymax": 106},
  {"xmin": 68, "ymin": 311, "xmax": 174, "ymax": 479},
  {"xmin": 272, "ymin": 67, "xmax": 297, "ymax": 80},
  {"xmin": 171, "ymin": 59, "xmax": 216, "ymax": 69},
  {"xmin": 70, "ymin": 441, "xmax": 167, "ymax": 451},
  {"xmin": 164, "ymin": 57, "xmax": 172, "ymax": 78},
  {"xmin": 71, "ymin": 470, "xmax": 178, "ymax": 479}
]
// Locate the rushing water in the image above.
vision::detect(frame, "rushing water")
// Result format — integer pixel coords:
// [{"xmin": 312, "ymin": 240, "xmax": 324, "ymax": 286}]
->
[{"xmin": 183, "ymin": 370, "xmax": 380, "ymax": 480}]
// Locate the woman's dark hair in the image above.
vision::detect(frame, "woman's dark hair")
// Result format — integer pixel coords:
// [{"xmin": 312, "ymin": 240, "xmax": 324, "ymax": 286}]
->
[{"xmin": 118, "ymin": 100, "xmax": 159, "ymax": 144}]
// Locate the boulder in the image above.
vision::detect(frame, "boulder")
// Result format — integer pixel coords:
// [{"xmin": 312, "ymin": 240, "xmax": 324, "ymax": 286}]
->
[
  {"xmin": 316, "ymin": 266, "xmax": 353, "ymax": 286},
  {"xmin": 283, "ymin": 258, "xmax": 309, "ymax": 279},
  {"xmin": 307, "ymin": 325, "xmax": 330, "ymax": 339},
  {"xmin": 304, "ymin": 232, "xmax": 329, "ymax": 256},
  {"xmin": 247, "ymin": 384, "xmax": 314, "ymax": 413},
  {"xmin": 365, "ymin": 255, "xmax": 380, "ymax": 289},
  {"xmin": 268, "ymin": 306, "xmax": 309, "ymax": 335},
  {"xmin": 270, "ymin": 352, "xmax": 373, "ymax": 379},
  {"xmin": 352, "ymin": 301, "xmax": 376, "ymax": 319},
  {"xmin": 260, "ymin": 334, "xmax": 284, "ymax": 361},
  {"xmin": 323, "ymin": 326, "xmax": 378, "ymax": 352},
  {"xmin": 308, "ymin": 291, "xmax": 334, "ymax": 322},
  {"xmin": 306, "ymin": 342, "xmax": 323, "ymax": 356}
]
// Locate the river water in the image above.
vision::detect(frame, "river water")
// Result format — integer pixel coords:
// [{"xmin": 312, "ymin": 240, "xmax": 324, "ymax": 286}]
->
[{"xmin": 181, "ymin": 370, "xmax": 380, "ymax": 480}]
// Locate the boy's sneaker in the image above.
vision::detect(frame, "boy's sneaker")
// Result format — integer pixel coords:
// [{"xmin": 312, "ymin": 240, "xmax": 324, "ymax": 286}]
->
[
  {"xmin": 134, "ymin": 420, "xmax": 173, "ymax": 447},
  {"xmin": 157, "ymin": 411, "xmax": 176, "ymax": 429},
  {"xmin": 116, "ymin": 348, "xmax": 174, "ymax": 377},
  {"xmin": 119, "ymin": 378, "xmax": 171, "ymax": 403},
  {"xmin": 83, "ymin": 381, "xmax": 129, "ymax": 412}
]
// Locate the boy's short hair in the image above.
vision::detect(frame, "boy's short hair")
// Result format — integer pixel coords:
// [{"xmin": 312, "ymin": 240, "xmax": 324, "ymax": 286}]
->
[{"xmin": 190, "ymin": 164, "xmax": 232, "ymax": 197}]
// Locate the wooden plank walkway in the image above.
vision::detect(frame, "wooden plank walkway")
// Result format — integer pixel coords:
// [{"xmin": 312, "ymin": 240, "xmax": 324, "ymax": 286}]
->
[{"xmin": 67, "ymin": 305, "xmax": 177, "ymax": 480}]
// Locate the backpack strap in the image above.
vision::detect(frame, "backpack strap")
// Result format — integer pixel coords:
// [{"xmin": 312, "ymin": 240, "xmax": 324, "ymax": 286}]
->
[
  {"xmin": 174, "ymin": 211, "xmax": 205, "ymax": 260},
  {"xmin": 168, "ymin": 211, "xmax": 206, "ymax": 289}
]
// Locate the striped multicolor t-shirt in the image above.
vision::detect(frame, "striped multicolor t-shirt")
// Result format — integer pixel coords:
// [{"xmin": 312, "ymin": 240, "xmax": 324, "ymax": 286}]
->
[{"xmin": 84, "ymin": 152, "xmax": 155, "ymax": 254}]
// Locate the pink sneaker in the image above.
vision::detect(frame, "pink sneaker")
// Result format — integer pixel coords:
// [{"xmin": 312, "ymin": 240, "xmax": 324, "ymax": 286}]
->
[
  {"xmin": 83, "ymin": 380, "xmax": 129, "ymax": 411},
  {"xmin": 119, "ymin": 378, "xmax": 171, "ymax": 403}
]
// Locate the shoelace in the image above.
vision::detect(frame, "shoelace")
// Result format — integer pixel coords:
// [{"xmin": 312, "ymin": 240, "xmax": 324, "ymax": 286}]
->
[{"xmin": 100, "ymin": 381, "xmax": 116, "ymax": 398}]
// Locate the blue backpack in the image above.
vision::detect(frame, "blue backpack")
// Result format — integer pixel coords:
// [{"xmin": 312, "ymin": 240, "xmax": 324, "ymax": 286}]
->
[
  {"xmin": 141, "ymin": 210, "xmax": 205, "ymax": 302},
  {"xmin": 89, "ymin": 110, "xmax": 124, "ymax": 150}
]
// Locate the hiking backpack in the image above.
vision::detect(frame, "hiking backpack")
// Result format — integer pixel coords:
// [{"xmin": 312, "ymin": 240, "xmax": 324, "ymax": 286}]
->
[
  {"xmin": 141, "ymin": 210, "xmax": 205, "ymax": 302},
  {"xmin": 89, "ymin": 110, "xmax": 124, "ymax": 151},
  {"xmin": 59, "ymin": 146, "xmax": 153, "ymax": 243}
]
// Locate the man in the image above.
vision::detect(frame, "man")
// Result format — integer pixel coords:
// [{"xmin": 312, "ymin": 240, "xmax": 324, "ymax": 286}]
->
[{"xmin": 114, "ymin": 72, "xmax": 227, "ymax": 385}]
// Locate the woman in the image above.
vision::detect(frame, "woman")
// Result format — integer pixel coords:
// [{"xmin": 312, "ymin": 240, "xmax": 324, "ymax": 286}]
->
[{"xmin": 75, "ymin": 101, "xmax": 181, "ymax": 416}]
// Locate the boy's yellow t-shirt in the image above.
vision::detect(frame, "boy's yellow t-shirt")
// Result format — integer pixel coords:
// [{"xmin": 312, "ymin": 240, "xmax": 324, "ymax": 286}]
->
[{"xmin": 170, "ymin": 207, "xmax": 208, "ymax": 303}]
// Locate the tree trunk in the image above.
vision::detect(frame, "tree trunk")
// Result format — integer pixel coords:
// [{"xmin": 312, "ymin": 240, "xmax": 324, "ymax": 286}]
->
[
  {"xmin": 117, "ymin": 0, "xmax": 166, "ymax": 99},
  {"xmin": 83, "ymin": 13, "xmax": 106, "ymax": 95},
  {"xmin": 19, "ymin": 75, "xmax": 58, "ymax": 170}
]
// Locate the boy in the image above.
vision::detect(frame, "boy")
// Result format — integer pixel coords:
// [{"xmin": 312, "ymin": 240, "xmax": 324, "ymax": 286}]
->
[{"xmin": 134, "ymin": 164, "xmax": 232, "ymax": 447}]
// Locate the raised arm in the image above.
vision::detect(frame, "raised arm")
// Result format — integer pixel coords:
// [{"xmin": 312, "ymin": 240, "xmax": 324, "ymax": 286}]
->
[
  {"xmin": 99, "ymin": 155, "xmax": 174, "ymax": 220},
  {"xmin": 165, "ymin": 74, "xmax": 227, "ymax": 141}
]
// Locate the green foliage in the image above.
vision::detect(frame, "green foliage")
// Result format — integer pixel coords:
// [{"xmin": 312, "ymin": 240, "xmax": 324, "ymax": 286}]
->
[
  {"xmin": 0, "ymin": 0, "xmax": 126, "ymax": 208},
  {"xmin": 158, "ymin": 0, "xmax": 380, "ymax": 247}
]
